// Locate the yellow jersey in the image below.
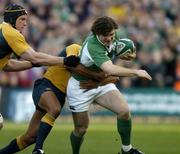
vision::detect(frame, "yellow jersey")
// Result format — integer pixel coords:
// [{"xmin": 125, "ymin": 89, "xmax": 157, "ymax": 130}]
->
[
  {"xmin": 0, "ymin": 22, "xmax": 31, "ymax": 70},
  {"xmin": 43, "ymin": 44, "xmax": 81, "ymax": 93}
]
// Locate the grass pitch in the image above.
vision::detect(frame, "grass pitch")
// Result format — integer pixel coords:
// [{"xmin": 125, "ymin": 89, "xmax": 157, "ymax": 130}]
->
[{"xmin": 0, "ymin": 117, "xmax": 180, "ymax": 154}]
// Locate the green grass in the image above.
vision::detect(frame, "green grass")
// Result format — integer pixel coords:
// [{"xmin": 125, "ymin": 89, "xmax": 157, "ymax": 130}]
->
[{"xmin": 0, "ymin": 120, "xmax": 180, "ymax": 154}]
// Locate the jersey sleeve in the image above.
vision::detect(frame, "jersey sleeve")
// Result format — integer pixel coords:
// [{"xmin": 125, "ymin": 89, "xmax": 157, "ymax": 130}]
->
[
  {"xmin": 66, "ymin": 44, "xmax": 81, "ymax": 56},
  {"xmin": 88, "ymin": 42, "xmax": 110, "ymax": 68},
  {"xmin": 3, "ymin": 26, "xmax": 31, "ymax": 56}
]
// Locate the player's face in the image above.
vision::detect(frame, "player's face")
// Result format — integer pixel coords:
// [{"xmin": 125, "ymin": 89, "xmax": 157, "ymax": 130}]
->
[
  {"xmin": 98, "ymin": 30, "xmax": 115, "ymax": 46},
  {"xmin": 15, "ymin": 15, "xmax": 28, "ymax": 33}
]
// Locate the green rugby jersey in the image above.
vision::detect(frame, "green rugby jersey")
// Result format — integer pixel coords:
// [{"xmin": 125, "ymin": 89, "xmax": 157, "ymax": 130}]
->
[{"xmin": 72, "ymin": 30, "xmax": 121, "ymax": 81}]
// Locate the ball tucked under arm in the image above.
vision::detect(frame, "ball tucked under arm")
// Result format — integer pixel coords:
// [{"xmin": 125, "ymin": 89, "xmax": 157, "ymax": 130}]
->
[{"xmin": 115, "ymin": 38, "xmax": 136, "ymax": 60}]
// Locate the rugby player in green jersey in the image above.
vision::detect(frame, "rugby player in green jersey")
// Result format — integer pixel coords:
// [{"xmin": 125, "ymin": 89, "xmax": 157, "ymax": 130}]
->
[{"xmin": 67, "ymin": 16, "xmax": 152, "ymax": 154}]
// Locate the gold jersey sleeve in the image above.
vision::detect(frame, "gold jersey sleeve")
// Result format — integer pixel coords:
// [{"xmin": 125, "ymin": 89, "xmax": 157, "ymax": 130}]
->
[
  {"xmin": 43, "ymin": 44, "xmax": 81, "ymax": 93},
  {"xmin": 66, "ymin": 44, "xmax": 81, "ymax": 56},
  {"xmin": 2, "ymin": 23, "xmax": 31, "ymax": 56}
]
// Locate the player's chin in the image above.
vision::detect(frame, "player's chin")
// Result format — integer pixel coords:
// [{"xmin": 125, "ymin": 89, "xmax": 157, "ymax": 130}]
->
[
  {"xmin": 104, "ymin": 41, "xmax": 111, "ymax": 46},
  {"xmin": 19, "ymin": 27, "xmax": 25, "ymax": 33}
]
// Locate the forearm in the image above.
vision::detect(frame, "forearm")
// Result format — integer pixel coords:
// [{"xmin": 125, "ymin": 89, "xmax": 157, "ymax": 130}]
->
[
  {"xmin": 101, "ymin": 61, "xmax": 138, "ymax": 77},
  {"xmin": 21, "ymin": 49, "xmax": 80, "ymax": 67},
  {"xmin": 3, "ymin": 59, "xmax": 33, "ymax": 72},
  {"xmin": 30, "ymin": 52, "xmax": 64, "ymax": 66},
  {"xmin": 101, "ymin": 61, "xmax": 152, "ymax": 80},
  {"xmin": 20, "ymin": 49, "xmax": 64, "ymax": 66},
  {"xmin": 108, "ymin": 65, "xmax": 138, "ymax": 77},
  {"xmin": 67, "ymin": 64, "xmax": 106, "ymax": 81}
]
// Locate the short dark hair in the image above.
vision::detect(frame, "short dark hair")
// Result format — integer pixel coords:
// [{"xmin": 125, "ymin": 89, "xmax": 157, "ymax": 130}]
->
[
  {"xmin": 4, "ymin": 3, "xmax": 27, "ymax": 28},
  {"xmin": 91, "ymin": 16, "xmax": 118, "ymax": 36}
]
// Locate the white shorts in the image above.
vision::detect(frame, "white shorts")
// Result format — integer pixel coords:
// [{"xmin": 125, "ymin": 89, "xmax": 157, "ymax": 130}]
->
[{"xmin": 67, "ymin": 77, "xmax": 118, "ymax": 112}]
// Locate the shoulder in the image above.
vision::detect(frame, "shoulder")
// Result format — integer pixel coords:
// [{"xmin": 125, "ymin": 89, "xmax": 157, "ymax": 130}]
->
[
  {"xmin": 66, "ymin": 44, "xmax": 81, "ymax": 56},
  {"xmin": 2, "ymin": 22, "xmax": 24, "ymax": 40},
  {"xmin": 87, "ymin": 35, "xmax": 105, "ymax": 52},
  {"xmin": 66, "ymin": 44, "xmax": 81, "ymax": 51}
]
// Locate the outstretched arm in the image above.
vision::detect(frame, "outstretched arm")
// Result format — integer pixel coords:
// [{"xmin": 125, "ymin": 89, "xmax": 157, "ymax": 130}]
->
[
  {"xmin": 20, "ymin": 48, "xmax": 63, "ymax": 66},
  {"xmin": 20, "ymin": 48, "xmax": 79, "ymax": 67},
  {"xmin": 101, "ymin": 60, "xmax": 152, "ymax": 80}
]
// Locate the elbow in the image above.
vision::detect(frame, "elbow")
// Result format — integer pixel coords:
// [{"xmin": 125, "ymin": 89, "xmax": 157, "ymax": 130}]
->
[
  {"xmin": 105, "ymin": 67, "xmax": 121, "ymax": 76},
  {"xmin": 101, "ymin": 61, "xmax": 116, "ymax": 76},
  {"xmin": 2, "ymin": 61, "xmax": 13, "ymax": 72},
  {"xmin": 102, "ymin": 67, "xmax": 115, "ymax": 76}
]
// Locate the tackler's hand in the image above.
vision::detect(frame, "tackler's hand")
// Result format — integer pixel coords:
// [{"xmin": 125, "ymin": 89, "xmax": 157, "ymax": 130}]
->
[{"xmin": 64, "ymin": 56, "xmax": 80, "ymax": 67}]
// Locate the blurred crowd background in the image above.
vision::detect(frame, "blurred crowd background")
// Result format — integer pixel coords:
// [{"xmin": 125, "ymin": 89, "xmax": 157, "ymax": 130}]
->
[{"xmin": 0, "ymin": 0, "xmax": 180, "ymax": 90}]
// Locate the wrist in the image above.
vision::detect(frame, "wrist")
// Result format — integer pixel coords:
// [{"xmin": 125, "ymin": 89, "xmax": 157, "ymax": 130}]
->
[
  {"xmin": 63, "ymin": 57, "xmax": 66, "ymax": 65},
  {"xmin": 134, "ymin": 69, "xmax": 139, "ymax": 76}
]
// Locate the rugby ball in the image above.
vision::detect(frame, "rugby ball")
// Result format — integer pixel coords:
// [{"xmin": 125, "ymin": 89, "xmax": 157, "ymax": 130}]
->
[
  {"xmin": 114, "ymin": 38, "xmax": 135, "ymax": 57},
  {"xmin": 0, "ymin": 113, "xmax": 3, "ymax": 130}
]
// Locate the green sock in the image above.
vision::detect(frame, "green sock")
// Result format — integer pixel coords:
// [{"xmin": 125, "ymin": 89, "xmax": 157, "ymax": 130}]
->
[
  {"xmin": 70, "ymin": 132, "xmax": 84, "ymax": 154},
  {"xmin": 117, "ymin": 118, "xmax": 132, "ymax": 145}
]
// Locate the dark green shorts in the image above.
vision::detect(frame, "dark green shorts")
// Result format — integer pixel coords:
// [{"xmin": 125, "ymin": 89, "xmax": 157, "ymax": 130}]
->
[{"xmin": 32, "ymin": 78, "xmax": 66, "ymax": 111}]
